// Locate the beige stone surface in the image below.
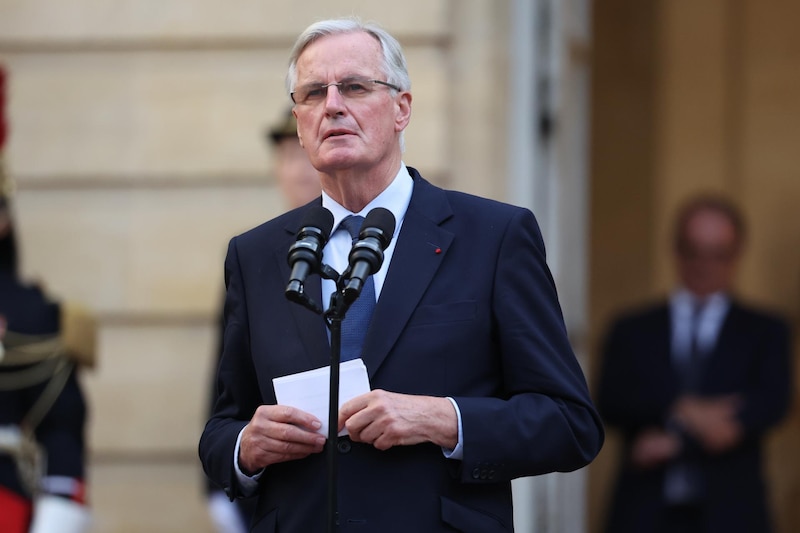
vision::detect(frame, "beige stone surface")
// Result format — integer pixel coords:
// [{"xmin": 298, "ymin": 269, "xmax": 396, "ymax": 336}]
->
[
  {"xmin": 87, "ymin": 458, "xmax": 216, "ymax": 533},
  {"xmin": 2, "ymin": 49, "xmax": 296, "ymax": 178},
  {"xmin": 83, "ymin": 321, "xmax": 217, "ymax": 453},
  {"xmin": 1, "ymin": 46, "xmax": 446, "ymax": 181},
  {"xmin": 13, "ymin": 185, "xmax": 281, "ymax": 314},
  {"xmin": 0, "ymin": 0, "xmax": 450, "ymax": 41}
]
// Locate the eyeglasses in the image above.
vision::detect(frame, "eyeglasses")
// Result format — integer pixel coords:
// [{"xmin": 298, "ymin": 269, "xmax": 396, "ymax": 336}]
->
[{"xmin": 291, "ymin": 76, "xmax": 401, "ymax": 105}]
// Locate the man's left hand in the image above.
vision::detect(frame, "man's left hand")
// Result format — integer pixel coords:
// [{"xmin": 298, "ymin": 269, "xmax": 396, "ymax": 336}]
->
[
  {"xmin": 339, "ymin": 390, "xmax": 458, "ymax": 451},
  {"xmin": 672, "ymin": 394, "xmax": 743, "ymax": 453}
]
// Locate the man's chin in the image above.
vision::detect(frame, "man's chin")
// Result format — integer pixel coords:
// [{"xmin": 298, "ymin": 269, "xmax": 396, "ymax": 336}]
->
[{"xmin": 314, "ymin": 150, "xmax": 363, "ymax": 172}]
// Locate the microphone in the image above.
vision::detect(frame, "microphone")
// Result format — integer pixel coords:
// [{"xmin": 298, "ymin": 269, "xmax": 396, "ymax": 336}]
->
[
  {"xmin": 285, "ymin": 206, "xmax": 334, "ymax": 308},
  {"xmin": 343, "ymin": 207, "xmax": 396, "ymax": 304}
]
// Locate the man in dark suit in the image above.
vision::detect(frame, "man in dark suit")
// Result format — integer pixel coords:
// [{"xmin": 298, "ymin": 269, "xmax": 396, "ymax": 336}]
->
[
  {"xmin": 597, "ymin": 195, "xmax": 793, "ymax": 533},
  {"xmin": 199, "ymin": 17, "xmax": 604, "ymax": 532}
]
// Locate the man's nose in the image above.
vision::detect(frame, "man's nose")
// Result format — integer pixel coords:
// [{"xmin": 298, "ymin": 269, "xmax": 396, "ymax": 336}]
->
[{"xmin": 324, "ymin": 85, "xmax": 346, "ymax": 115}]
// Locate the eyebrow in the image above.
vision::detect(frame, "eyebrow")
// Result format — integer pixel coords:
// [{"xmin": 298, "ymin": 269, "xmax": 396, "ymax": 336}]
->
[{"xmin": 297, "ymin": 74, "xmax": 376, "ymax": 85}]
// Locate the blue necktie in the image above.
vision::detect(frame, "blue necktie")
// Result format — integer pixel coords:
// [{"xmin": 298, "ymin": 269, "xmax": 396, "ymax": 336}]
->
[
  {"xmin": 339, "ymin": 216, "xmax": 376, "ymax": 361},
  {"xmin": 681, "ymin": 299, "xmax": 707, "ymax": 392},
  {"xmin": 665, "ymin": 299, "xmax": 708, "ymax": 505}
]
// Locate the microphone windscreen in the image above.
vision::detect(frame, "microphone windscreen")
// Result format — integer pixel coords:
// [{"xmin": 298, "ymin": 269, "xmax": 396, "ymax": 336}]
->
[
  {"xmin": 363, "ymin": 207, "xmax": 396, "ymax": 242},
  {"xmin": 300, "ymin": 206, "xmax": 334, "ymax": 239}
]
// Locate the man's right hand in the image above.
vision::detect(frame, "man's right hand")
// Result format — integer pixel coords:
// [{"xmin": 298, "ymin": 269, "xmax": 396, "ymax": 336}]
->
[
  {"xmin": 630, "ymin": 427, "xmax": 681, "ymax": 470},
  {"xmin": 238, "ymin": 405, "xmax": 326, "ymax": 475}
]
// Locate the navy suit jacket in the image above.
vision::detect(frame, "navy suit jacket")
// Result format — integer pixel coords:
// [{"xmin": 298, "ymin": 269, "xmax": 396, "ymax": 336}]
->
[
  {"xmin": 200, "ymin": 169, "xmax": 604, "ymax": 532},
  {"xmin": 597, "ymin": 300, "xmax": 792, "ymax": 533}
]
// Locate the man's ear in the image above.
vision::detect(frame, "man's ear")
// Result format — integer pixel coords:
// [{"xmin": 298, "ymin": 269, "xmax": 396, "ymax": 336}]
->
[
  {"xmin": 394, "ymin": 91, "xmax": 412, "ymax": 133},
  {"xmin": 292, "ymin": 108, "xmax": 304, "ymax": 148}
]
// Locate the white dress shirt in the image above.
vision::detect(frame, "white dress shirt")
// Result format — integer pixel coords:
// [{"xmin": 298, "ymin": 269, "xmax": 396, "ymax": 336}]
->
[{"xmin": 670, "ymin": 288, "xmax": 731, "ymax": 364}]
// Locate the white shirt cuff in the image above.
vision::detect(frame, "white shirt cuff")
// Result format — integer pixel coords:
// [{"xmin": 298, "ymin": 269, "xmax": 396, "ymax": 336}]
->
[
  {"xmin": 234, "ymin": 425, "xmax": 263, "ymax": 495},
  {"xmin": 442, "ymin": 397, "xmax": 464, "ymax": 460}
]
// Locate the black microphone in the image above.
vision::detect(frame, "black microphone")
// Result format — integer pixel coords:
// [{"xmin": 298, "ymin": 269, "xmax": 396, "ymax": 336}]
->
[
  {"xmin": 343, "ymin": 207, "xmax": 396, "ymax": 304},
  {"xmin": 285, "ymin": 206, "xmax": 334, "ymax": 307}
]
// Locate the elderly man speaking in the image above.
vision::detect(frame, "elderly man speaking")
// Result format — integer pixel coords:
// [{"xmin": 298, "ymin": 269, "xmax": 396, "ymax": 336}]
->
[{"xmin": 200, "ymin": 17, "xmax": 603, "ymax": 533}]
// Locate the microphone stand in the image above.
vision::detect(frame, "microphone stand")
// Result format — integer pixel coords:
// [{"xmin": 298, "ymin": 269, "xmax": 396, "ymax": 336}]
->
[
  {"xmin": 288, "ymin": 263, "xmax": 354, "ymax": 533},
  {"xmin": 286, "ymin": 207, "xmax": 394, "ymax": 531}
]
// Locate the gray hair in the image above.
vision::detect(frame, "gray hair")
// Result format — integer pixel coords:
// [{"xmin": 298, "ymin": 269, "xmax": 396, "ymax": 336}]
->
[{"xmin": 285, "ymin": 17, "xmax": 411, "ymax": 95}]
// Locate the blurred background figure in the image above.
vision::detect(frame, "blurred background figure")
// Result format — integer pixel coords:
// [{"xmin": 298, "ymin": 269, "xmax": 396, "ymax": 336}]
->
[
  {"xmin": 596, "ymin": 195, "xmax": 793, "ymax": 533},
  {"xmin": 267, "ymin": 108, "xmax": 321, "ymax": 211},
  {"xmin": 204, "ymin": 107, "xmax": 319, "ymax": 533},
  {"xmin": 0, "ymin": 65, "xmax": 96, "ymax": 533}
]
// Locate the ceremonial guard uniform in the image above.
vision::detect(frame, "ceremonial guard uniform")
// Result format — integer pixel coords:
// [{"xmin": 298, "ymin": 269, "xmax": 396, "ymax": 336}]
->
[{"xmin": 0, "ymin": 65, "xmax": 94, "ymax": 533}]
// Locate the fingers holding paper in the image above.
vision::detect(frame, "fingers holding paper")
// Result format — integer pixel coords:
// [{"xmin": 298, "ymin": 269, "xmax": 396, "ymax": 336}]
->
[
  {"xmin": 339, "ymin": 389, "xmax": 458, "ymax": 451},
  {"xmin": 239, "ymin": 404, "xmax": 326, "ymax": 474}
]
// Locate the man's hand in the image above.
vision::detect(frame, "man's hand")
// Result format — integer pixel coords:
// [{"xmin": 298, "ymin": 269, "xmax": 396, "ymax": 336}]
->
[
  {"xmin": 238, "ymin": 405, "xmax": 326, "ymax": 474},
  {"xmin": 630, "ymin": 427, "xmax": 681, "ymax": 469},
  {"xmin": 338, "ymin": 390, "xmax": 458, "ymax": 451},
  {"xmin": 672, "ymin": 394, "xmax": 743, "ymax": 453}
]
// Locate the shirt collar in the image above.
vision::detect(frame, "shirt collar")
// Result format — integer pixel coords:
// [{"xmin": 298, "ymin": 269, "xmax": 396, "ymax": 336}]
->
[
  {"xmin": 321, "ymin": 163, "xmax": 413, "ymax": 240},
  {"xmin": 670, "ymin": 287, "xmax": 730, "ymax": 317}
]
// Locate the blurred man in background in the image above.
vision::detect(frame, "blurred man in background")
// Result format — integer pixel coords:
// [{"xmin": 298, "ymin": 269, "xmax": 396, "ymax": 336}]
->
[
  {"xmin": 204, "ymin": 108, "xmax": 320, "ymax": 533},
  {"xmin": 597, "ymin": 194, "xmax": 793, "ymax": 533},
  {"xmin": 268, "ymin": 108, "xmax": 322, "ymax": 210}
]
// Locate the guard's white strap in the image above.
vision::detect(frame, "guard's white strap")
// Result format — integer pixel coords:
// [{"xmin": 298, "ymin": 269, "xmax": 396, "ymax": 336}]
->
[{"xmin": 29, "ymin": 494, "xmax": 91, "ymax": 533}]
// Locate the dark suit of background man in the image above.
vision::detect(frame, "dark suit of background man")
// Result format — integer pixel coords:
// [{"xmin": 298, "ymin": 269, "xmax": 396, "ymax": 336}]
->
[
  {"xmin": 597, "ymin": 195, "xmax": 793, "ymax": 533},
  {"xmin": 199, "ymin": 17, "xmax": 604, "ymax": 532}
]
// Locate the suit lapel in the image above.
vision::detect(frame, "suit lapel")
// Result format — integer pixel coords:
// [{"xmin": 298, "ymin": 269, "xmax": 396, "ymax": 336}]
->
[
  {"xmin": 697, "ymin": 302, "xmax": 738, "ymax": 390},
  {"xmin": 360, "ymin": 173, "xmax": 453, "ymax": 379},
  {"xmin": 650, "ymin": 306, "xmax": 682, "ymax": 397}
]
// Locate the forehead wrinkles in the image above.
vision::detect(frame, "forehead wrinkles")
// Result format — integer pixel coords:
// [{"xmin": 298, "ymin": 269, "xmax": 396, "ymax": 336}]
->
[{"xmin": 295, "ymin": 32, "xmax": 384, "ymax": 84}]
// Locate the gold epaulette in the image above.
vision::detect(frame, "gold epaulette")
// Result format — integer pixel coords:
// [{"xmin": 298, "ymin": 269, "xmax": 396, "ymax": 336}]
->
[
  {"xmin": 0, "ymin": 303, "xmax": 97, "ymax": 369},
  {"xmin": 61, "ymin": 301, "xmax": 97, "ymax": 368}
]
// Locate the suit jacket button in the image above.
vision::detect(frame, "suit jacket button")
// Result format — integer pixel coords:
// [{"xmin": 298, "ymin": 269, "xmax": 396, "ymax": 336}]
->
[
  {"xmin": 337, "ymin": 439, "xmax": 352, "ymax": 454},
  {"xmin": 472, "ymin": 467, "xmax": 481, "ymax": 479}
]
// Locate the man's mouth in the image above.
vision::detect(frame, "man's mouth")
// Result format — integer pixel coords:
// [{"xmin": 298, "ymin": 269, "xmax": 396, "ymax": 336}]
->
[{"xmin": 324, "ymin": 130, "xmax": 354, "ymax": 140}]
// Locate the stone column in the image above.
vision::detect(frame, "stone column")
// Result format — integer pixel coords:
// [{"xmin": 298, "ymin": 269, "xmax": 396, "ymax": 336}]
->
[{"xmin": 506, "ymin": 1, "xmax": 593, "ymax": 531}]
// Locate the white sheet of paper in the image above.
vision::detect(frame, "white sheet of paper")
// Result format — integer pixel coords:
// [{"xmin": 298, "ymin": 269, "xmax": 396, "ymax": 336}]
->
[{"xmin": 272, "ymin": 358, "xmax": 371, "ymax": 437}]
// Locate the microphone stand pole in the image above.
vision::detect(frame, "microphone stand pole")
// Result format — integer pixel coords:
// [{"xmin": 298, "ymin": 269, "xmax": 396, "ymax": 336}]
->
[
  {"xmin": 324, "ymin": 270, "xmax": 361, "ymax": 533},
  {"xmin": 287, "ymin": 208, "xmax": 393, "ymax": 532},
  {"xmin": 325, "ymin": 291, "xmax": 345, "ymax": 533},
  {"xmin": 289, "ymin": 264, "xmax": 349, "ymax": 533},
  {"xmin": 287, "ymin": 263, "xmax": 357, "ymax": 533}
]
